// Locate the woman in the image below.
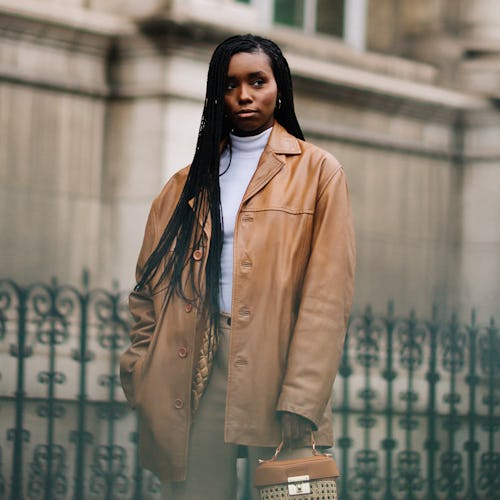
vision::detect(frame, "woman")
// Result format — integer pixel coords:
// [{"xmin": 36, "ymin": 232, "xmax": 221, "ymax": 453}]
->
[{"xmin": 120, "ymin": 34, "xmax": 356, "ymax": 499}]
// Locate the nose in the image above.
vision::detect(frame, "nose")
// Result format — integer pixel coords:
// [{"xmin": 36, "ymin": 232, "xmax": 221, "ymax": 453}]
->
[{"xmin": 238, "ymin": 83, "xmax": 252, "ymax": 103}]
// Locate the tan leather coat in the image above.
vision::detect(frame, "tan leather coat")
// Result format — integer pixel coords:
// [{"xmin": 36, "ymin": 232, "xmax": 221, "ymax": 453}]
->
[{"xmin": 120, "ymin": 123, "xmax": 356, "ymax": 481}]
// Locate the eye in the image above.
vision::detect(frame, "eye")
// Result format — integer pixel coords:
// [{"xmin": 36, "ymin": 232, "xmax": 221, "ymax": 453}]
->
[
  {"xmin": 252, "ymin": 79, "xmax": 265, "ymax": 87},
  {"xmin": 225, "ymin": 81, "xmax": 237, "ymax": 91}
]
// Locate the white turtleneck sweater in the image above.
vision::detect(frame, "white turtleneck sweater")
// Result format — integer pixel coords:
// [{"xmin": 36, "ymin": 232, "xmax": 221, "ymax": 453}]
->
[{"xmin": 218, "ymin": 127, "xmax": 273, "ymax": 313}]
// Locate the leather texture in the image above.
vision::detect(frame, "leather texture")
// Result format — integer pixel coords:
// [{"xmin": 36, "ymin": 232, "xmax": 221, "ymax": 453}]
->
[
  {"xmin": 120, "ymin": 122, "xmax": 356, "ymax": 481},
  {"xmin": 254, "ymin": 453, "xmax": 339, "ymax": 486}
]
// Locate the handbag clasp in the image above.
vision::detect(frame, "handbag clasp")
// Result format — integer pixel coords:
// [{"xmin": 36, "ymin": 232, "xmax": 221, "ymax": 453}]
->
[{"xmin": 288, "ymin": 475, "xmax": 311, "ymax": 495}]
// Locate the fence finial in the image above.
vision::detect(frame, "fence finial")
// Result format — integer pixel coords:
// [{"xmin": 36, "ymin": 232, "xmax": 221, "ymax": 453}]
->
[{"xmin": 82, "ymin": 269, "xmax": 90, "ymax": 291}]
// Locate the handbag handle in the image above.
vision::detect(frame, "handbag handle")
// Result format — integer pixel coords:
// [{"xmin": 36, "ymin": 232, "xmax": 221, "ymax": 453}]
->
[{"xmin": 258, "ymin": 432, "xmax": 323, "ymax": 464}]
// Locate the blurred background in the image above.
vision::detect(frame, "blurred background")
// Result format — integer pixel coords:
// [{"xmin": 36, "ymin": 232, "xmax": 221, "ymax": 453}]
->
[{"xmin": 0, "ymin": 1, "xmax": 499, "ymax": 499}]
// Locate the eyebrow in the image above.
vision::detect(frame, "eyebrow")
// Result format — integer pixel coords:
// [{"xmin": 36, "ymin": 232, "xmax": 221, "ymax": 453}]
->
[{"xmin": 226, "ymin": 70, "xmax": 268, "ymax": 79}]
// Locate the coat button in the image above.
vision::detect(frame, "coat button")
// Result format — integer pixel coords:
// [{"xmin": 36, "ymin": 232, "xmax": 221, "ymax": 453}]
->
[
  {"xmin": 238, "ymin": 307, "xmax": 251, "ymax": 318},
  {"xmin": 193, "ymin": 249, "xmax": 203, "ymax": 261},
  {"xmin": 178, "ymin": 347, "xmax": 188, "ymax": 358},
  {"xmin": 241, "ymin": 259, "xmax": 252, "ymax": 269},
  {"xmin": 235, "ymin": 356, "xmax": 248, "ymax": 366},
  {"xmin": 184, "ymin": 303, "xmax": 193, "ymax": 313},
  {"xmin": 174, "ymin": 399, "xmax": 184, "ymax": 409}
]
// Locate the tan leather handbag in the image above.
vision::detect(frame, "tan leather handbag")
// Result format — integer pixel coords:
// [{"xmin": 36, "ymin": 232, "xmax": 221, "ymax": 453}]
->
[{"xmin": 254, "ymin": 437, "xmax": 340, "ymax": 499}]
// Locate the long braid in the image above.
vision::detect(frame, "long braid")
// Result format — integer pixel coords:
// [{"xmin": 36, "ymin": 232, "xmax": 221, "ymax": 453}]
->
[{"xmin": 136, "ymin": 34, "xmax": 304, "ymax": 349}]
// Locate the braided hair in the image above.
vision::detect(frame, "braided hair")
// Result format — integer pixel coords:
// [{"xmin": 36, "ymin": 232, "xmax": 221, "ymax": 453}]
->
[{"xmin": 135, "ymin": 34, "xmax": 304, "ymax": 338}]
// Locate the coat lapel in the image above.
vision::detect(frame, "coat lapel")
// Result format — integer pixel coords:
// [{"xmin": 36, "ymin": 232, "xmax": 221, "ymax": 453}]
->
[
  {"xmin": 188, "ymin": 123, "xmax": 301, "ymax": 230},
  {"xmin": 242, "ymin": 122, "xmax": 301, "ymax": 204}
]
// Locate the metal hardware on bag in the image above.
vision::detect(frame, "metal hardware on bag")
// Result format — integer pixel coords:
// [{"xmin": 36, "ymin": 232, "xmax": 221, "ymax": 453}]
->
[
  {"xmin": 287, "ymin": 475, "xmax": 311, "ymax": 495},
  {"xmin": 258, "ymin": 432, "xmax": 319, "ymax": 464}
]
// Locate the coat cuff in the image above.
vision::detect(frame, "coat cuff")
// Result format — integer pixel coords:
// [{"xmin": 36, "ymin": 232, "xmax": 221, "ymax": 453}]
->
[{"xmin": 275, "ymin": 402, "xmax": 321, "ymax": 431}]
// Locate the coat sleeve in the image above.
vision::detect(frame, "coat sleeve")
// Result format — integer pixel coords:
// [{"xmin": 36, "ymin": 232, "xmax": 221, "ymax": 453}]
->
[
  {"xmin": 120, "ymin": 205, "xmax": 158, "ymax": 408},
  {"xmin": 276, "ymin": 158, "xmax": 356, "ymax": 429}
]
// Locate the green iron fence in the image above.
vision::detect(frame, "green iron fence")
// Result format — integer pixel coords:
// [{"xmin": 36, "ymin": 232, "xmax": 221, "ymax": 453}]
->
[{"xmin": 0, "ymin": 275, "xmax": 498, "ymax": 499}]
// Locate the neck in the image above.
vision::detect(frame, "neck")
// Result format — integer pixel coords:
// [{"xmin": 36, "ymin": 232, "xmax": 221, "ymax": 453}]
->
[{"xmin": 231, "ymin": 121, "xmax": 274, "ymax": 137}]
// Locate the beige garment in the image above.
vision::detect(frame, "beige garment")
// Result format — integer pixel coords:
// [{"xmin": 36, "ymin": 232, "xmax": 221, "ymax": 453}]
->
[
  {"xmin": 121, "ymin": 122, "xmax": 356, "ymax": 482},
  {"xmin": 161, "ymin": 315, "xmax": 315, "ymax": 500}
]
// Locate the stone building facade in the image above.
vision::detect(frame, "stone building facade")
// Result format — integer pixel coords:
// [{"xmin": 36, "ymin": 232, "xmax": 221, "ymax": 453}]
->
[{"xmin": 1, "ymin": 0, "xmax": 500, "ymax": 320}]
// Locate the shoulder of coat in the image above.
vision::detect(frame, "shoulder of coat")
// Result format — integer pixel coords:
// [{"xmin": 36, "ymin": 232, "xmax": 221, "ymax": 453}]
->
[
  {"xmin": 297, "ymin": 140, "xmax": 342, "ymax": 176},
  {"xmin": 152, "ymin": 164, "xmax": 190, "ymax": 215}
]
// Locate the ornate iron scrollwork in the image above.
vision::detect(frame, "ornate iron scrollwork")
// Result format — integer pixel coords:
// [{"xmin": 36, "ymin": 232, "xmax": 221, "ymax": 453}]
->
[
  {"xmin": 438, "ymin": 451, "xmax": 464, "ymax": 493},
  {"xmin": 93, "ymin": 291, "xmax": 130, "ymax": 352},
  {"xmin": 353, "ymin": 306, "xmax": 384, "ymax": 369},
  {"xmin": 346, "ymin": 306, "xmax": 385, "ymax": 497},
  {"xmin": 397, "ymin": 311, "xmax": 426, "ymax": 373},
  {"xmin": 477, "ymin": 318, "xmax": 500, "ymax": 499},
  {"xmin": 437, "ymin": 315, "xmax": 467, "ymax": 494},
  {"xmin": 0, "ymin": 284, "xmax": 8, "ymax": 341},
  {"xmin": 441, "ymin": 314, "xmax": 466, "ymax": 374},
  {"xmin": 349, "ymin": 449, "xmax": 383, "ymax": 494},
  {"xmin": 478, "ymin": 451, "xmax": 500, "ymax": 497},
  {"xmin": 27, "ymin": 444, "xmax": 67, "ymax": 499},
  {"xmin": 391, "ymin": 312, "xmax": 427, "ymax": 496},
  {"xmin": 393, "ymin": 450, "xmax": 424, "ymax": 494},
  {"xmin": 0, "ymin": 447, "xmax": 5, "ymax": 499},
  {"xmin": 89, "ymin": 445, "xmax": 129, "ymax": 497},
  {"xmin": 147, "ymin": 471, "xmax": 161, "ymax": 495},
  {"xmin": 1, "ymin": 275, "xmax": 498, "ymax": 499}
]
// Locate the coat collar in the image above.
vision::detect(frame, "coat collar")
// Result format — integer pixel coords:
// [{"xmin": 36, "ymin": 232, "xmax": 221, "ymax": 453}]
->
[
  {"xmin": 242, "ymin": 122, "xmax": 301, "ymax": 203},
  {"xmin": 189, "ymin": 122, "xmax": 302, "ymax": 233},
  {"xmin": 266, "ymin": 121, "xmax": 302, "ymax": 155}
]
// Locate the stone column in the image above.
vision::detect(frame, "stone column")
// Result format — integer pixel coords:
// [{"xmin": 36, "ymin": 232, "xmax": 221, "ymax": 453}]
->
[
  {"xmin": 344, "ymin": 0, "xmax": 368, "ymax": 51},
  {"xmin": 459, "ymin": 0, "xmax": 500, "ymax": 97},
  {"xmin": 459, "ymin": 1, "xmax": 500, "ymax": 319},
  {"xmin": 0, "ymin": 3, "xmax": 133, "ymax": 286},
  {"xmin": 461, "ymin": 0, "xmax": 500, "ymax": 42},
  {"xmin": 393, "ymin": 0, "xmax": 462, "ymax": 86}
]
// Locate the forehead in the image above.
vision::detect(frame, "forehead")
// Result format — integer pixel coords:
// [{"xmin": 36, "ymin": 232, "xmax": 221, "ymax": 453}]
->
[{"xmin": 226, "ymin": 50, "xmax": 273, "ymax": 76}]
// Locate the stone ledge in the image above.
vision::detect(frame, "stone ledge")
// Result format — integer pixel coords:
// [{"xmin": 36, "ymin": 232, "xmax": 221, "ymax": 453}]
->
[
  {"xmin": 0, "ymin": 2, "xmax": 493, "ymax": 116},
  {"xmin": 301, "ymin": 120, "xmax": 457, "ymax": 161},
  {"xmin": 137, "ymin": 15, "xmax": 439, "ymax": 86},
  {"xmin": 0, "ymin": 26, "xmax": 109, "ymax": 95},
  {"xmin": 0, "ymin": 0, "xmax": 134, "ymax": 95},
  {"xmin": 108, "ymin": 26, "xmax": 490, "ymax": 121},
  {"xmin": 302, "ymin": 118, "xmax": 500, "ymax": 163},
  {"xmin": 0, "ymin": 0, "xmax": 135, "ymax": 36},
  {"xmin": 288, "ymin": 53, "xmax": 488, "ymax": 112}
]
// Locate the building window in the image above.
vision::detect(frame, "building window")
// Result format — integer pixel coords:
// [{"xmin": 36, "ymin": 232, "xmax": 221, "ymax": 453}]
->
[
  {"xmin": 316, "ymin": 0, "xmax": 344, "ymax": 37},
  {"xmin": 274, "ymin": 0, "xmax": 304, "ymax": 29},
  {"xmin": 274, "ymin": 0, "xmax": 344, "ymax": 38},
  {"xmin": 233, "ymin": 0, "xmax": 366, "ymax": 50}
]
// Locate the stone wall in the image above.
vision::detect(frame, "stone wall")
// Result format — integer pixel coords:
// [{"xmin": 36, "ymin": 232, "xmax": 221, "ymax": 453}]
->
[
  {"xmin": 1, "ymin": 0, "xmax": 499, "ymax": 320},
  {"xmin": 0, "ymin": 3, "xmax": 127, "ymax": 285}
]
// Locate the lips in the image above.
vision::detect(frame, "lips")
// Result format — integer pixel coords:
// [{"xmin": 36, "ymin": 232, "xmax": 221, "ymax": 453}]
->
[{"xmin": 236, "ymin": 109, "xmax": 258, "ymax": 118}]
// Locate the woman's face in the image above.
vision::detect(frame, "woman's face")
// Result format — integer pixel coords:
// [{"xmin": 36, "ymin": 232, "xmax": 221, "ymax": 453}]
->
[{"xmin": 224, "ymin": 50, "xmax": 278, "ymax": 136}]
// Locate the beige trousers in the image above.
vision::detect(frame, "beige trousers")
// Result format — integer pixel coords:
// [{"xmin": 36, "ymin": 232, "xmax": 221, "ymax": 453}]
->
[{"xmin": 161, "ymin": 315, "xmax": 313, "ymax": 500}]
